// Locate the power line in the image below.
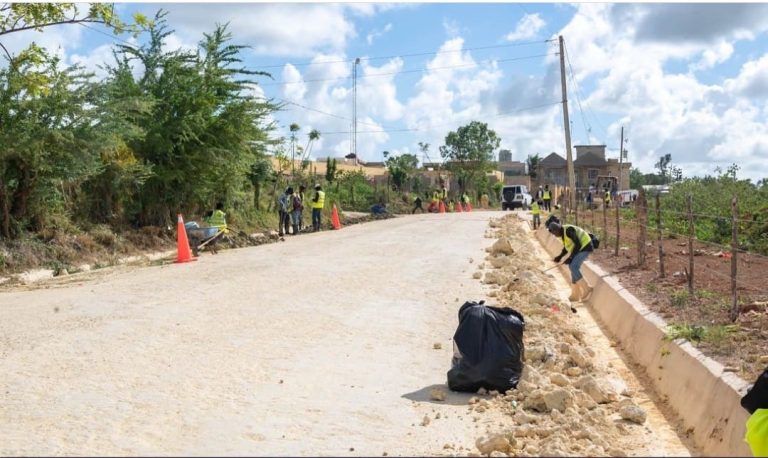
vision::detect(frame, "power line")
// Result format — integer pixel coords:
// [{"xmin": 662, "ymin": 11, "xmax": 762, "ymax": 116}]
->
[
  {"xmin": 300, "ymin": 100, "xmax": 562, "ymax": 136},
  {"xmin": 563, "ymin": 41, "xmax": 593, "ymax": 143},
  {"xmin": 260, "ymin": 52, "xmax": 557, "ymax": 87},
  {"xmin": 255, "ymin": 38, "xmax": 556, "ymax": 69},
  {"xmin": 563, "ymin": 40, "xmax": 612, "ymax": 141}
]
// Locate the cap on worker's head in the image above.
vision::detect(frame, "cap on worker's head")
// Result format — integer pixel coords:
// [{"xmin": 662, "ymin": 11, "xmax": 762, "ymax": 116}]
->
[
  {"xmin": 314, "ymin": 183, "xmax": 321, "ymax": 189},
  {"xmin": 548, "ymin": 222, "xmax": 562, "ymax": 234},
  {"xmin": 286, "ymin": 187, "xmax": 294, "ymax": 194}
]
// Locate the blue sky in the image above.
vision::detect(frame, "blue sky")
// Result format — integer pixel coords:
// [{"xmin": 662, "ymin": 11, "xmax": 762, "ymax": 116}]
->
[{"xmin": 5, "ymin": 3, "xmax": 768, "ymax": 180}]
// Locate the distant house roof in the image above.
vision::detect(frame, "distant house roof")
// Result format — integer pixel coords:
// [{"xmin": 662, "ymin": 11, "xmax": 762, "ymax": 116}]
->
[
  {"xmin": 539, "ymin": 153, "xmax": 566, "ymax": 167},
  {"xmin": 363, "ymin": 161, "xmax": 385, "ymax": 167},
  {"xmin": 574, "ymin": 152, "xmax": 607, "ymax": 167}
]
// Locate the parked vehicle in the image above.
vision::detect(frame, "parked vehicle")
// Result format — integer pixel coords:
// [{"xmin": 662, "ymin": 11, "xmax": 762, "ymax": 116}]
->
[
  {"xmin": 500, "ymin": 185, "xmax": 532, "ymax": 210},
  {"xmin": 617, "ymin": 189, "xmax": 639, "ymax": 207}
]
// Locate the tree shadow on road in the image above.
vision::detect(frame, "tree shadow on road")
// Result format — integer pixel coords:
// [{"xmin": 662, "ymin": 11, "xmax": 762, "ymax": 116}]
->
[{"xmin": 401, "ymin": 383, "xmax": 475, "ymax": 406}]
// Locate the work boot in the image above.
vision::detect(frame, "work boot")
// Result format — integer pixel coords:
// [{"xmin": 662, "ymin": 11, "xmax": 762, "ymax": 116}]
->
[
  {"xmin": 292, "ymin": 224, "xmax": 299, "ymax": 235},
  {"xmin": 577, "ymin": 278, "xmax": 593, "ymax": 301},
  {"xmin": 569, "ymin": 283, "xmax": 582, "ymax": 302}
]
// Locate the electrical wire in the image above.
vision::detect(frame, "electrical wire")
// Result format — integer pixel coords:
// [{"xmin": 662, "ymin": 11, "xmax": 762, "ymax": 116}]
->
[
  {"xmin": 260, "ymin": 52, "xmax": 557, "ymax": 87},
  {"xmin": 254, "ymin": 38, "xmax": 556, "ymax": 69}
]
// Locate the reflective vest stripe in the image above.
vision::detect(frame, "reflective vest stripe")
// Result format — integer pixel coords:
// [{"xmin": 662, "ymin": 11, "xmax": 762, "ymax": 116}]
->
[
  {"xmin": 543, "ymin": 190, "xmax": 551, "ymax": 199},
  {"xmin": 312, "ymin": 191, "xmax": 325, "ymax": 209},
  {"xmin": 562, "ymin": 224, "xmax": 592, "ymax": 252}
]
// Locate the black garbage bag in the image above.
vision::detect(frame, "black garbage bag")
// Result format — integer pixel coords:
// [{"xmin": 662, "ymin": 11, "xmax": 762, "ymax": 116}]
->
[{"xmin": 447, "ymin": 300, "xmax": 525, "ymax": 393}]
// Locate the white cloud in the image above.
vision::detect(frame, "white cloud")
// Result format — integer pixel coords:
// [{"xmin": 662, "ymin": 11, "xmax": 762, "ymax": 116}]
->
[
  {"xmin": 555, "ymin": 4, "xmax": 768, "ymax": 180},
  {"xmin": 442, "ymin": 18, "xmax": 461, "ymax": 38},
  {"xmin": 724, "ymin": 54, "xmax": 768, "ymax": 99},
  {"xmin": 505, "ymin": 13, "xmax": 546, "ymax": 42},
  {"xmin": 366, "ymin": 23, "xmax": 393, "ymax": 45},
  {"xmin": 162, "ymin": 4, "xmax": 355, "ymax": 57}
]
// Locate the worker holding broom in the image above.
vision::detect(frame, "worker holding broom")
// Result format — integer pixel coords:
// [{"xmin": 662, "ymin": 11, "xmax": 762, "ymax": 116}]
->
[{"xmin": 548, "ymin": 222, "xmax": 594, "ymax": 302}]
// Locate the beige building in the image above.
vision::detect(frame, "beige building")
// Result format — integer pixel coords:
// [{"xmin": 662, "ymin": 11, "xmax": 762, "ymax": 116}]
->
[{"xmin": 535, "ymin": 145, "xmax": 631, "ymax": 192}]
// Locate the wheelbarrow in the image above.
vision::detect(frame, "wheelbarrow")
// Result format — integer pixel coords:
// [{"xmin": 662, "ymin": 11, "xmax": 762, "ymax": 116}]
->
[{"xmin": 184, "ymin": 221, "xmax": 225, "ymax": 256}]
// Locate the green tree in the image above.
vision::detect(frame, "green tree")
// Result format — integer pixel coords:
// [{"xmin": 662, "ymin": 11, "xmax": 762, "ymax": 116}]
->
[
  {"xmin": 325, "ymin": 157, "xmax": 337, "ymax": 184},
  {"xmin": 0, "ymin": 3, "xmax": 151, "ymax": 60},
  {"xmin": 112, "ymin": 14, "xmax": 275, "ymax": 226},
  {"xmin": 0, "ymin": 44, "xmax": 102, "ymax": 237},
  {"xmin": 439, "ymin": 121, "xmax": 500, "ymax": 194},
  {"xmin": 385, "ymin": 153, "xmax": 419, "ymax": 191},
  {"xmin": 526, "ymin": 153, "xmax": 541, "ymax": 179},
  {"xmin": 247, "ymin": 156, "xmax": 273, "ymax": 210}
]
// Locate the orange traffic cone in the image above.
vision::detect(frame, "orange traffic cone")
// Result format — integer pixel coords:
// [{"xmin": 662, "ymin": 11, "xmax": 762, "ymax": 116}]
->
[
  {"xmin": 466, "ymin": 202, "xmax": 473, "ymax": 212},
  {"xmin": 175, "ymin": 214, "xmax": 197, "ymax": 263},
  {"xmin": 439, "ymin": 201, "xmax": 446, "ymax": 213},
  {"xmin": 455, "ymin": 201, "xmax": 463, "ymax": 212},
  {"xmin": 331, "ymin": 204, "xmax": 342, "ymax": 230}
]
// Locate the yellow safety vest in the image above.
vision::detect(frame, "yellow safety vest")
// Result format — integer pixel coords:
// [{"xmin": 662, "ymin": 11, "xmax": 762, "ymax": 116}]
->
[
  {"xmin": 531, "ymin": 202, "xmax": 540, "ymax": 215},
  {"xmin": 543, "ymin": 190, "xmax": 551, "ymax": 200},
  {"xmin": 562, "ymin": 224, "xmax": 592, "ymax": 253},
  {"xmin": 605, "ymin": 191, "xmax": 611, "ymax": 202},
  {"xmin": 312, "ymin": 190, "xmax": 325, "ymax": 209},
  {"xmin": 432, "ymin": 192, "xmax": 439, "ymax": 203},
  {"xmin": 747, "ymin": 409, "xmax": 768, "ymax": 457},
  {"xmin": 207, "ymin": 209, "xmax": 227, "ymax": 230}
]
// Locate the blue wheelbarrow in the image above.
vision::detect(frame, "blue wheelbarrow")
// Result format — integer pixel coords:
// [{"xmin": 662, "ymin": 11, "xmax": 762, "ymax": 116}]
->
[{"xmin": 185, "ymin": 221, "xmax": 225, "ymax": 256}]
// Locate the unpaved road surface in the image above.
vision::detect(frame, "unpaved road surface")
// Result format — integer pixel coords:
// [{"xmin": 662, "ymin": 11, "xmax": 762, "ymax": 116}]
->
[{"xmin": 1, "ymin": 211, "xmax": 693, "ymax": 456}]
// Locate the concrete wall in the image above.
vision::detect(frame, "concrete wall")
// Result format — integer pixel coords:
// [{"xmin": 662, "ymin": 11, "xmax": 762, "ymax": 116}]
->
[{"xmin": 535, "ymin": 228, "xmax": 751, "ymax": 457}]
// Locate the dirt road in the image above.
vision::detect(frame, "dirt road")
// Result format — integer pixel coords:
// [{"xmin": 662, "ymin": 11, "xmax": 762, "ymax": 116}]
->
[{"xmin": 0, "ymin": 212, "xmax": 692, "ymax": 456}]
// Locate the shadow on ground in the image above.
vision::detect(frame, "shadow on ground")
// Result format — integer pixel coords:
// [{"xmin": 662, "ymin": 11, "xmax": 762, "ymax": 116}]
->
[{"xmin": 401, "ymin": 383, "xmax": 475, "ymax": 406}]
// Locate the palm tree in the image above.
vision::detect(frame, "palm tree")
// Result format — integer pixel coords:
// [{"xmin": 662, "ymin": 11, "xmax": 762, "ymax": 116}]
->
[
  {"xmin": 289, "ymin": 123, "xmax": 301, "ymax": 175},
  {"xmin": 302, "ymin": 129, "xmax": 321, "ymax": 161}
]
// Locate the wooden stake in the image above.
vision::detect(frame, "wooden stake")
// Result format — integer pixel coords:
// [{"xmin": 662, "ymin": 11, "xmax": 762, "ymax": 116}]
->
[
  {"xmin": 687, "ymin": 194, "xmax": 694, "ymax": 295},
  {"xmin": 730, "ymin": 195, "xmax": 739, "ymax": 322},
  {"xmin": 656, "ymin": 192, "xmax": 665, "ymax": 278}
]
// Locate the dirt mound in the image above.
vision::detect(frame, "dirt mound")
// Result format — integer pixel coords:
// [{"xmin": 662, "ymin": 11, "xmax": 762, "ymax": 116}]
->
[{"xmin": 467, "ymin": 215, "xmax": 655, "ymax": 457}]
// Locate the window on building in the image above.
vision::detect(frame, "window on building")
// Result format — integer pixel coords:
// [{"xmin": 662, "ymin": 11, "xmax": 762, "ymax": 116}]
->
[{"xmin": 588, "ymin": 169, "xmax": 599, "ymax": 180}]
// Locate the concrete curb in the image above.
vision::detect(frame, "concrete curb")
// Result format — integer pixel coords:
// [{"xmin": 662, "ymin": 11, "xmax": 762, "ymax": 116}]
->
[{"xmin": 534, "ymin": 227, "xmax": 751, "ymax": 456}]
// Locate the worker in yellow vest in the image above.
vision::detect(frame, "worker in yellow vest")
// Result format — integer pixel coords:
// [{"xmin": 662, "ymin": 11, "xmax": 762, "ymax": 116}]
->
[
  {"xmin": 741, "ymin": 367, "xmax": 768, "ymax": 457},
  {"xmin": 548, "ymin": 222, "xmax": 594, "ymax": 302},
  {"xmin": 604, "ymin": 189, "xmax": 611, "ymax": 208},
  {"xmin": 542, "ymin": 185, "xmax": 552, "ymax": 212},
  {"xmin": 204, "ymin": 202, "xmax": 228, "ymax": 233},
  {"xmin": 531, "ymin": 200, "xmax": 541, "ymax": 229},
  {"xmin": 311, "ymin": 183, "xmax": 325, "ymax": 232}
]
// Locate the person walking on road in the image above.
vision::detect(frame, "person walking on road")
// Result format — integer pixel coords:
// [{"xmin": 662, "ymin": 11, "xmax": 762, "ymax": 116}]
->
[
  {"xmin": 412, "ymin": 194, "xmax": 424, "ymax": 214},
  {"xmin": 531, "ymin": 200, "xmax": 542, "ymax": 229},
  {"xmin": 311, "ymin": 183, "xmax": 325, "ymax": 232},
  {"xmin": 548, "ymin": 221, "xmax": 594, "ymax": 302},
  {"xmin": 542, "ymin": 185, "xmax": 552, "ymax": 212},
  {"xmin": 278, "ymin": 187, "xmax": 293, "ymax": 236},
  {"xmin": 291, "ymin": 187, "xmax": 303, "ymax": 236}
]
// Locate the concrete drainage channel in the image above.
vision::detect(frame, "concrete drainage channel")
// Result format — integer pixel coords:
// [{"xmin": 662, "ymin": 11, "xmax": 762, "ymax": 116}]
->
[{"xmin": 534, "ymin": 225, "xmax": 751, "ymax": 456}]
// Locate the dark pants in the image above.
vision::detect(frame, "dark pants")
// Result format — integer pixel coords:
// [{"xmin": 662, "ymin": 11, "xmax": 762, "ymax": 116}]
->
[
  {"xmin": 278, "ymin": 210, "xmax": 291, "ymax": 235},
  {"xmin": 533, "ymin": 214, "xmax": 540, "ymax": 229},
  {"xmin": 412, "ymin": 203, "xmax": 424, "ymax": 214},
  {"xmin": 543, "ymin": 198, "xmax": 551, "ymax": 211},
  {"xmin": 312, "ymin": 208, "xmax": 322, "ymax": 231}
]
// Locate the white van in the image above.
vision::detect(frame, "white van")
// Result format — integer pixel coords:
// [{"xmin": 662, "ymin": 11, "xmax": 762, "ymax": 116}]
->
[
  {"xmin": 500, "ymin": 185, "xmax": 532, "ymax": 210},
  {"xmin": 617, "ymin": 189, "xmax": 638, "ymax": 207}
]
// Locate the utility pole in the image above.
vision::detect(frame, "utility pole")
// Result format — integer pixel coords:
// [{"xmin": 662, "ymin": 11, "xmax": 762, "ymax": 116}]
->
[
  {"xmin": 618, "ymin": 126, "xmax": 624, "ymax": 192},
  {"xmin": 353, "ymin": 57, "xmax": 360, "ymax": 166},
  {"xmin": 559, "ymin": 35, "xmax": 576, "ymax": 211}
]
